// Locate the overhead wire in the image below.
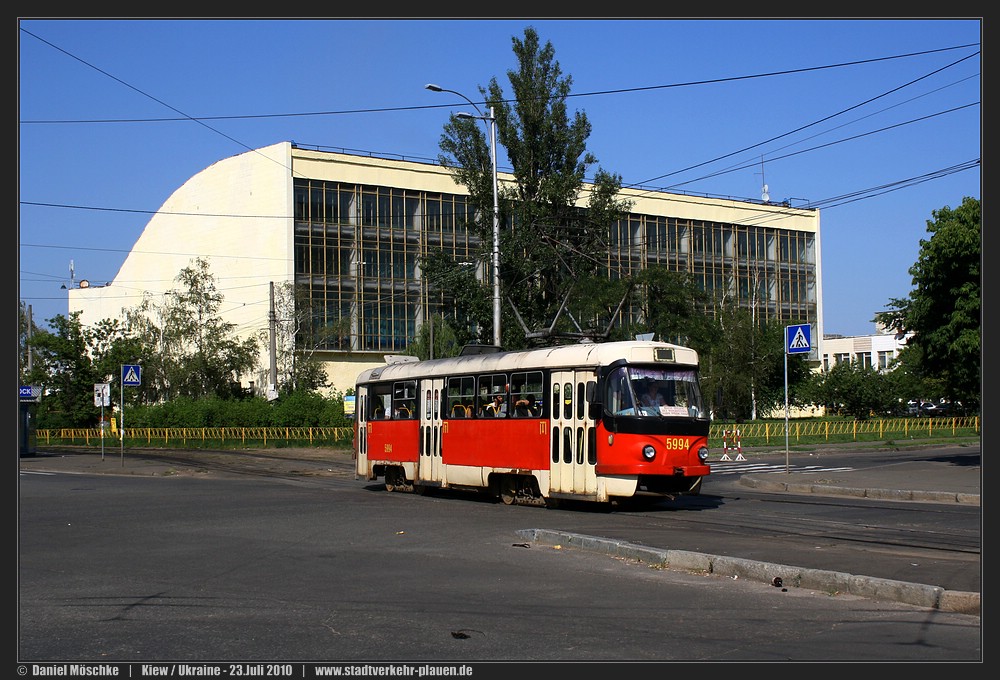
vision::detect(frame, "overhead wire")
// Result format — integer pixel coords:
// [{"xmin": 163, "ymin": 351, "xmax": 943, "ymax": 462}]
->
[{"xmin": 18, "ymin": 29, "xmax": 980, "ymax": 315}]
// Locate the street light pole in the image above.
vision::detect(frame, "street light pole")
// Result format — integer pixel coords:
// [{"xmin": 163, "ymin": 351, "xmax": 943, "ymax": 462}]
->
[{"xmin": 425, "ymin": 84, "xmax": 501, "ymax": 348}]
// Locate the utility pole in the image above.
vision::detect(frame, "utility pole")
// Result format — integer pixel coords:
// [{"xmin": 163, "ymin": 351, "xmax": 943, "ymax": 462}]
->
[
  {"xmin": 269, "ymin": 282, "xmax": 278, "ymax": 397},
  {"xmin": 27, "ymin": 304, "xmax": 33, "ymax": 371}
]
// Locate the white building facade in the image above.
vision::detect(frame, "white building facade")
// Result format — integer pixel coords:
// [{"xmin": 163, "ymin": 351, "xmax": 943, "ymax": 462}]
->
[{"xmin": 821, "ymin": 326, "xmax": 914, "ymax": 373}]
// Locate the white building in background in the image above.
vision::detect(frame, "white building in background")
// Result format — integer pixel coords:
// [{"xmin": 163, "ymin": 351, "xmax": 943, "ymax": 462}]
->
[
  {"xmin": 821, "ymin": 323, "xmax": 914, "ymax": 373},
  {"xmin": 69, "ymin": 141, "xmax": 823, "ymax": 396}
]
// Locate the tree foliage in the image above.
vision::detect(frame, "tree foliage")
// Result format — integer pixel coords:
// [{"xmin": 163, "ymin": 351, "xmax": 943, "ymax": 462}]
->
[
  {"xmin": 270, "ymin": 282, "xmax": 332, "ymax": 393},
  {"xmin": 128, "ymin": 258, "xmax": 260, "ymax": 400},
  {"xmin": 632, "ymin": 267, "xmax": 713, "ymax": 348},
  {"xmin": 22, "ymin": 312, "xmax": 102, "ymax": 428},
  {"xmin": 427, "ymin": 26, "xmax": 812, "ymax": 420},
  {"xmin": 697, "ymin": 307, "xmax": 807, "ymax": 421},
  {"xmin": 431, "ymin": 26, "xmax": 632, "ymax": 348},
  {"xmin": 798, "ymin": 359, "xmax": 902, "ymax": 420},
  {"xmin": 405, "ymin": 313, "xmax": 463, "ymax": 361},
  {"xmin": 876, "ymin": 196, "xmax": 980, "ymax": 411},
  {"xmin": 22, "ymin": 259, "xmax": 269, "ymax": 428}
]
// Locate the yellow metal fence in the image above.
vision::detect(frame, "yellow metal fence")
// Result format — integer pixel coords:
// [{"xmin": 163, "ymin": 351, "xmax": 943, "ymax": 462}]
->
[
  {"xmin": 36, "ymin": 417, "xmax": 979, "ymax": 451},
  {"xmin": 712, "ymin": 416, "xmax": 980, "ymax": 447},
  {"xmin": 36, "ymin": 426, "xmax": 355, "ymax": 449}
]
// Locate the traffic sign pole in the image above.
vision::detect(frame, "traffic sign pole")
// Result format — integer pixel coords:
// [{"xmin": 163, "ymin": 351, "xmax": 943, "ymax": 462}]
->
[
  {"xmin": 118, "ymin": 374, "xmax": 124, "ymax": 467},
  {"xmin": 119, "ymin": 364, "xmax": 142, "ymax": 466},
  {"xmin": 784, "ymin": 324, "xmax": 812, "ymax": 473},
  {"xmin": 784, "ymin": 349, "xmax": 789, "ymax": 471},
  {"xmin": 94, "ymin": 383, "xmax": 110, "ymax": 461}
]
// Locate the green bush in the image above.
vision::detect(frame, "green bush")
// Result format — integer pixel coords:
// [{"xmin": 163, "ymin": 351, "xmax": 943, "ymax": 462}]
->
[{"xmin": 124, "ymin": 392, "xmax": 352, "ymax": 428}]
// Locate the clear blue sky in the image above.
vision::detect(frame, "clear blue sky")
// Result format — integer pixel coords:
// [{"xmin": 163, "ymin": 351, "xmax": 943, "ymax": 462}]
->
[{"xmin": 18, "ymin": 18, "xmax": 981, "ymax": 337}]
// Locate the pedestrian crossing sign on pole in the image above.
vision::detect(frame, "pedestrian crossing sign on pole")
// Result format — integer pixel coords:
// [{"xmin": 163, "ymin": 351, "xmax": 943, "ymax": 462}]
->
[
  {"xmin": 786, "ymin": 324, "xmax": 812, "ymax": 354},
  {"xmin": 122, "ymin": 364, "xmax": 141, "ymax": 387}
]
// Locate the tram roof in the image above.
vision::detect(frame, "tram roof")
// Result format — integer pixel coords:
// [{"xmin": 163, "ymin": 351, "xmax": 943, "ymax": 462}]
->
[{"xmin": 355, "ymin": 340, "xmax": 699, "ymax": 384}]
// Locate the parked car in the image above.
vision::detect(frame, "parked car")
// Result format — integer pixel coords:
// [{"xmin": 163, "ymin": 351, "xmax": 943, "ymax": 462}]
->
[
  {"xmin": 907, "ymin": 400, "xmax": 939, "ymax": 416},
  {"xmin": 924, "ymin": 401, "xmax": 951, "ymax": 416}
]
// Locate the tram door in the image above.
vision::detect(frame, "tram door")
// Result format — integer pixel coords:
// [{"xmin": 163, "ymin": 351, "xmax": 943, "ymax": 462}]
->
[
  {"xmin": 417, "ymin": 378, "xmax": 444, "ymax": 485},
  {"xmin": 549, "ymin": 370, "xmax": 597, "ymax": 496},
  {"xmin": 355, "ymin": 386, "xmax": 369, "ymax": 478}
]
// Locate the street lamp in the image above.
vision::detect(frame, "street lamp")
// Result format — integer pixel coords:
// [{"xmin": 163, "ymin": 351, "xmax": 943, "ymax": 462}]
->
[{"xmin": 425, "ymin": 83, "xmax": 501, "ymax": 348}]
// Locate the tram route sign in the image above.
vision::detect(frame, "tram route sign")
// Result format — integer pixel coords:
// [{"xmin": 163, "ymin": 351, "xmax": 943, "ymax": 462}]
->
[{"xmin": 94, "ymin": 383, "xmax": 111, "ymax": 407}]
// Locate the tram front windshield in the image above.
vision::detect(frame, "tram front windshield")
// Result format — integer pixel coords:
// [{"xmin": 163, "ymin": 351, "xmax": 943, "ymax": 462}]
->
[{"xmin": 606, "ymin": 366, "xmax": 706, "ymax": 418}]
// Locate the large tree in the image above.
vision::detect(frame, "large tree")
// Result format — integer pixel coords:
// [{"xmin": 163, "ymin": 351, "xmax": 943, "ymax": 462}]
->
[
  {"xmin": 127, "ymin": 257, "xmax": 260, "ymax": 400},
  {"xmin": 431, "ymin": 26, "xmax": 633, "ymax": 348},
  {"xmin": 876, "ymin": 196, "xmax": 980, "ymax": 411},
  {"xmin": 270, "ymin": 282, "xmax": 332, "ymax": 394},
  {"xmin": 23, "ymin": 312, "xmax": 103, "ymax": 428},
  {"xmin": 697, "ymin": 305, "xmax": 806, "ymax": 422},
  {"xmin": 632, "ymin": 267, "xmax": 713, "ymax": 348}
]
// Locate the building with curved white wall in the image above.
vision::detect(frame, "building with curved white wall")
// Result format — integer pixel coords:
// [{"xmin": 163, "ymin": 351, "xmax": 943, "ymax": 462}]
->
[{"xmin": 70, "ymin": 141, "xmax": 823, "ymax": 396}]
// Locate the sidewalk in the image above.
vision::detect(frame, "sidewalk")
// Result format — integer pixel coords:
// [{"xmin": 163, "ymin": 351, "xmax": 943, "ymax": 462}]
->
[{"xmin": 737, "ymin": 448, "xmax": 981, "ymax": 506}]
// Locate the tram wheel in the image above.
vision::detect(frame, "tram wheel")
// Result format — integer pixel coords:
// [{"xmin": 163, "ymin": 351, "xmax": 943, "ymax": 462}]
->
[
  {"xmin": 385, "ymin": 467, "xmax": 400, "ymax": 492},
  {"xmin": 499, "ymin": 477, "xmax": 517, "ymax": 505}
]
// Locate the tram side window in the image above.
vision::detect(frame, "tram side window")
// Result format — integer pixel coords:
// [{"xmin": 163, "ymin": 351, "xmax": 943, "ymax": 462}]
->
[
  {"xmin": 392, "ymin": 380, "xmax": 417, "ymax": 419},
  {"xmin": 511, "ymin": 371, "xmax": 543, "ymax": 417},
  {"xmin": 369, "ymin": 383, "xmax": 393, "ymax": 419},
  {"xmin": 606, "ymin": 367, "xmax": 637, "ymax": 416},
  {"xmin": 478, "ymin": 373, "xmax": 508, "ymax": 417},
  {"xmin": 447, "ymin": 376, "xmax": 476, "ymax": 418},
  {"xmin": 552, "ymin": 382, "xmax": 562, "ymax": 418}
]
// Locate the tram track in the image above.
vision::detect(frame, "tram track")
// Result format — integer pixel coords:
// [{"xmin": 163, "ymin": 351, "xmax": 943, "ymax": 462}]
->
[{"xmin": 626, "ymin": 493, "xmax": 982, "ymax": 554}]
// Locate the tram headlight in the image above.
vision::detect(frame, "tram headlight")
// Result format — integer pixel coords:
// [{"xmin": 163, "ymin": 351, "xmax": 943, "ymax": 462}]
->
[
  {"xmin": 642, "ymin": 445, "xmax": 656, "ymax": 461},
  {"xmin": 698, "ymin": 446, "xmax": 710, "ymax": 462}
]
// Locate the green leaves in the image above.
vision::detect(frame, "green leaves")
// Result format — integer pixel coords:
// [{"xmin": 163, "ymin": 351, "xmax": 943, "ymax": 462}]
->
[{"xmin": 879, "ymin": 197, "xmax": 980, "ymax": 411}]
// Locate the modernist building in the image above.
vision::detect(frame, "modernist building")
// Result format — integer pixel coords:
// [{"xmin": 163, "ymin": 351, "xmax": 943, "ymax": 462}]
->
[{"xmin": 70, "ymin": 141, "xmax": 823, "ymax": 395}]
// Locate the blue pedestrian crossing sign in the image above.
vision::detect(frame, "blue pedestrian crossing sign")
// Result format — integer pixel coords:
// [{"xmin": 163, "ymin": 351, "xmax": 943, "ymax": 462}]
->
[
  {"xmin": 122, "ymin": 364, "xmax": 142, "ymax": 387},
  {"xmin": 786, "ymin": 324, "xmax": 812, "ymax": 354}
]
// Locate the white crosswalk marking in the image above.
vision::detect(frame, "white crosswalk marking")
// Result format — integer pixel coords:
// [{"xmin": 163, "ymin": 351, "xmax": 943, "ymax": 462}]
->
[{"xmin": 709, "ymin": 462, "xmax": 854, "ymax": 475}]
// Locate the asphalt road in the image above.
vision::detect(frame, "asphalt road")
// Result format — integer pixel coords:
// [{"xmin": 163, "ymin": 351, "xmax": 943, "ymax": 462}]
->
[
  {"xmin": 18, "ymin": 444, "xmax": 981, "ymax": 662},
  {"xmin": 19, "ymin": 443, "xmax": 981, "ymax": 596}
]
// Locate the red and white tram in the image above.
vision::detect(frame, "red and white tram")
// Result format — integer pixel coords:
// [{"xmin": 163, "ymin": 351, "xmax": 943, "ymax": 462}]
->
[{"xmin": 353, "ymin": 340, "xmax": 711, "ymax": 506}]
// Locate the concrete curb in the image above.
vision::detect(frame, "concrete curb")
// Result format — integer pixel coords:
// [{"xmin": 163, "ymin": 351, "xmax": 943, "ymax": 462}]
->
[
  {"xmin": 739, "ymin": 475, "xmax": 981, "ymax": 506},
  {"xmin": 516, "ymin": 528, "xmax": 981, "ymax": 617}
]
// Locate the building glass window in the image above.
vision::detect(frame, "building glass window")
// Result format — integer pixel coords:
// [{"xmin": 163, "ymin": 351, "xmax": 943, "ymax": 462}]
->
[
  {"xmin": 878, "ymin": 350, "xmax": 893, "ymax": 370},
  {"xmin": 291, "ymin": 174, "xmax": 818, "ymax": 355}
]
